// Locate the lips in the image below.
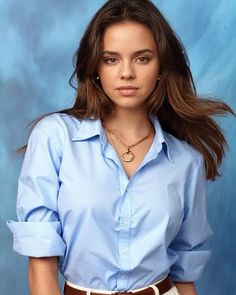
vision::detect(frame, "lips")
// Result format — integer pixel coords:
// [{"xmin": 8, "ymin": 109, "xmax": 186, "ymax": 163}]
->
[{"xmin": 116, "ymin": 86, "xmax": 139, "ymax": 96}]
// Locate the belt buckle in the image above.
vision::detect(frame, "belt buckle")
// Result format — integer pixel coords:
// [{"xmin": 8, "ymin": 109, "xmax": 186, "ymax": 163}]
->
[{"xmin": 114, "ymin": 291, "xmax": 133, "ymax": 295}]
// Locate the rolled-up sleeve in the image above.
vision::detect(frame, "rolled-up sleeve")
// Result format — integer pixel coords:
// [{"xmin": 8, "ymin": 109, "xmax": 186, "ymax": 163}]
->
[
  {"xmin": 169, "ymin": 154, "xmax": 213, "ymax": 282},
  {"xmin": 7, "ymin": 118, "xmax": 66, "ymax": 257}
]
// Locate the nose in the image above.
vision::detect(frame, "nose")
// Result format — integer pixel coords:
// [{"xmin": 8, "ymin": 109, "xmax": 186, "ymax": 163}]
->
[{"xmin": 120, "ymin": 61, "xmax": 135, "ymax": 80}]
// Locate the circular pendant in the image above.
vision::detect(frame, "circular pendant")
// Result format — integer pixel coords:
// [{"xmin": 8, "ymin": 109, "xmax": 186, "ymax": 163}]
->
[{"xmin": 121, "ymin": 150, "xmax": 135, "ymax": 162}]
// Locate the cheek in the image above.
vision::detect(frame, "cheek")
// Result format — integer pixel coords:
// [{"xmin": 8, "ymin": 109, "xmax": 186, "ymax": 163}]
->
[
  {"xmin": 98, "ymin": 73, "xmax": 115, "ymax": 97},
  {"xmin": 141, "ymin": 70, "xmax": 158, "ymax": 89},
  {"xmin": 139, "ymin": 62, "xmax": 159, "ymax": 82},
  {"xmin": 100, "ymin": 75, "xmax": 112, "ymax": 91},
  {"xmin": 99, "ymin": 68, "xmax": 117, "ymax": 88}
]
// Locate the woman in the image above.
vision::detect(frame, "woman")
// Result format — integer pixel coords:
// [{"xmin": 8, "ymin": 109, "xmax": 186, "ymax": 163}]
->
[{"xmin": 7, "ymin": 1, "xmax": 234, "ymax": 295}]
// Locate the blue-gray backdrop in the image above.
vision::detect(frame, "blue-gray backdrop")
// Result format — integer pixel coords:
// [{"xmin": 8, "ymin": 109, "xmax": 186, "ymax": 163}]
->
[{"xmin": 1, "ymin": 1, "xmax": 235, "ymax": 294}]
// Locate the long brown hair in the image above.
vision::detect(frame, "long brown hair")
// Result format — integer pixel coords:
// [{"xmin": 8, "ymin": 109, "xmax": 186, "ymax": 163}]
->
[{"xmin": 17, "ymin": 0, "xmax": 234, "ymax": 180}]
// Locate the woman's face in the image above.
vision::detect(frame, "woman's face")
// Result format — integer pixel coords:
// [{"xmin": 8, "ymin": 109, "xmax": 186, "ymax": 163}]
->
[{"xmin": 98, "ymin": 21, "xmax": 160, "ymax": 112}]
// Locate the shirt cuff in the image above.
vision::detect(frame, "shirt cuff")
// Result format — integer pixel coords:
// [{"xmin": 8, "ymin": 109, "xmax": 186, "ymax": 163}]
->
[
  {"xmin": 169, "ymin": 249, "xmax": 212, "ymax": 282},
  {"xmin": 7, "ymin": 220, "xmax": 66, "ymax": 257}
]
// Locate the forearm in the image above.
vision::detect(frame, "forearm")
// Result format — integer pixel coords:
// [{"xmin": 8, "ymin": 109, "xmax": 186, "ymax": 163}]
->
[
  {"xmin": 174, "ymin": 282, "xmax": 197, "ymax": 295},
  {"xmin": 28, "ymin": 256, "xmax": 61, "ymax": 295}
]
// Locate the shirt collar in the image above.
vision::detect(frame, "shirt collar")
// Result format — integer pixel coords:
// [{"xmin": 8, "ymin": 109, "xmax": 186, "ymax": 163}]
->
[
  {"xmin": 149, "ymin": 114, "xmax": 173, "ymax": 162},
  {"xmin": 71, "ymin": 115, "xmax": 173, "ymax": 162},
  {"xmin": 71, "ymin": 116, "xmax": 106, "ymax": 144}
]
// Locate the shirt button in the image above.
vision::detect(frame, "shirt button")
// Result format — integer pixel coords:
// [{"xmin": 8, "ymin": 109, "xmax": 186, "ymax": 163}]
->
[
  {"xmin": 121, "ymin": 221, "xmax": 129, "ymax": 228},
  {"xmin": 121, "ymin": 248, "xmax": 128, "ymax": 254},
  {"xmin": 121, "ymin": 274, "xmax": 126, "ymax": 279}
]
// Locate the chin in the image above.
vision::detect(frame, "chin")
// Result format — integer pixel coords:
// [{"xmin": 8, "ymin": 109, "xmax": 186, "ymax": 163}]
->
[{"xmin": 115, "ymin": 102, "xmax": 147, "ymax": 111}]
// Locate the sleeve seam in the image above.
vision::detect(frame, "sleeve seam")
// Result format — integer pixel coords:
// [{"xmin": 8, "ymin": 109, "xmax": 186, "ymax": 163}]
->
[
  {"xmin": 185, "ymin": 154, "xmax": 203, "ymax": 200},
  {"xmin": 33, "ymin": 117, "xmax": 65, "ymax": 159}
]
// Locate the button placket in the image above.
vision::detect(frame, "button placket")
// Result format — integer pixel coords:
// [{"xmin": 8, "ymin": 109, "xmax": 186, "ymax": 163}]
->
[{"xmin": 117, "ymin": 173, "xmax": 132, "ymax": 290}]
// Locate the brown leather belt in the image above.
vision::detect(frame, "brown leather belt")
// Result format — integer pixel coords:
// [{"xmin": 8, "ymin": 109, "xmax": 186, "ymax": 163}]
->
[{"xmin": 64, "ymin": 277, "xmax": 173, "ymax": 295}]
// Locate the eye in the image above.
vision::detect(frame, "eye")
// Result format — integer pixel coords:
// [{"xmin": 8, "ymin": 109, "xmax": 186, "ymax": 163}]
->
[
  {"xmin": 103, "ymin": 57, "xmax": 118, "ymax": 64},
  {"xmin": 136, "ymin": 56, "xmax": 151, "ymax": 63}
]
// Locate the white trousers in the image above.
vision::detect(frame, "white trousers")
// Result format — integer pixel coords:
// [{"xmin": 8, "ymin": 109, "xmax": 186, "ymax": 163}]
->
[{"xmin": 163, "ymin": 286, "xmax": 180, "ymax": 295}]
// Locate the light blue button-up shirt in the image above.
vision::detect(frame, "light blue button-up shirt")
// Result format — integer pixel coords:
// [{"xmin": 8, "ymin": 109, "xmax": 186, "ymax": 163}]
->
[{"xmin": 7, "ymin": 113, "xmax": 213, "ymax": 290}]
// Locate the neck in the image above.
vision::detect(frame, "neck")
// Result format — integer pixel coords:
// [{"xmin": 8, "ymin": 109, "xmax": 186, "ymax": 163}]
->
[{"xmin": 102, "ymin": 108, "xmax": 152, "ymax": 138}]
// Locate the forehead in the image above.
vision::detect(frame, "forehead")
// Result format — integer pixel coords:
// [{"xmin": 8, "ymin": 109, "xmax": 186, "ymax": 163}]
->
[{"xmin": 101, "ymin": 21, "xmax": 156, "ymax": 51}]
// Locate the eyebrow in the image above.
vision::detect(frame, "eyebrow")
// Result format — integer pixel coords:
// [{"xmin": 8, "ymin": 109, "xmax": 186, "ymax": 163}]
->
[{"xmin": 102, "ymin": 49, "xmax": 155, "ymax": 56}]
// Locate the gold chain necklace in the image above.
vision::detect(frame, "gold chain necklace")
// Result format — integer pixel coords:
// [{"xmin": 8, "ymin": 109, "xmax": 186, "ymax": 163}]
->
[{"xmin": 102, "ymin": 121, "xmax": 153, "ymax": 162}]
